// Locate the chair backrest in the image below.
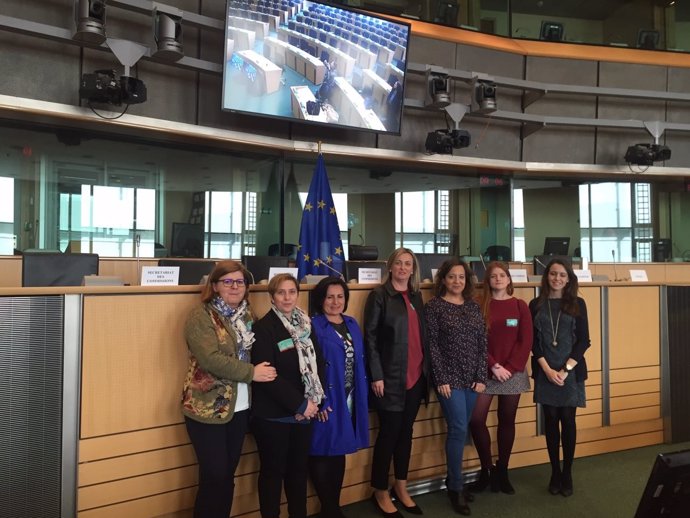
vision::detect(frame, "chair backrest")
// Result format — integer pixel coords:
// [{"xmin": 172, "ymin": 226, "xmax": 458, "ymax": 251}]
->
[{"xmin": 484, "ymin": 245, "xmax": 511, "ymax": 261}]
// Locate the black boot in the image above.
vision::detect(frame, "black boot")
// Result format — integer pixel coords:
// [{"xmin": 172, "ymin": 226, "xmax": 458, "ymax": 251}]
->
[
  {"xmin": 495, "ymin": 462, "xmax": 515, "ymax": 495},
  {"xmin": 469, "ymin": 467, "xmax": 491, "ymax": 493},
  {"xmin": 489, "ymin": 466, "xmax": 500, "ymax": 493},
  {"xmin": 560, "ymin": 470, "xmax": 573, "ymax": 497},
  {"xmin": 548, "ymin": 470, "xmax": 562, "ymax": 495},
  {"xmin": 447, "ymin": 489, "xmax": 471, "ymax": 516}
]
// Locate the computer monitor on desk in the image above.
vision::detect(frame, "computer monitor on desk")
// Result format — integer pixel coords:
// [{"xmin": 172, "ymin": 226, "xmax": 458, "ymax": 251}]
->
[
  {"xmin": 22, "ymin": 252, "xmax": 99, "ymax": 287},
  {"xmin": 543, "ymin": 237, "xmax": 570, "ymax": 256},
  {"xmin": 242, "ymin": 255, "xmax": 290, "ymax": 283},
  {"xmin": 415, "ymin": 253, "xmax": 451, "ymax": 282},
  {"xmin": 158, "ymin": 259, "xmax": 217, "ymax": 285}
]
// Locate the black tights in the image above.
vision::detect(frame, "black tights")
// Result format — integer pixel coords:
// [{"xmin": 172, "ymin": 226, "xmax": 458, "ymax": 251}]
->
[
  {"xmin": 542, "ymin": 405, "xmax": 577, "ymax": 478},
  {"xmin": 470, "ymin": 393, "xmax": 521, "ymax": 468}
]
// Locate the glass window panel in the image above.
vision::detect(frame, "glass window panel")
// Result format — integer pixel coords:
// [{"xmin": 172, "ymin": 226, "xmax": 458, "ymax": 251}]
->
[
  {"xmin": 136, "ymin": 189, "xmax": 156, "ymax": 230},
  {"xmin": 589, "ymin": 183, "xmax": 631, "ymax": 227}
]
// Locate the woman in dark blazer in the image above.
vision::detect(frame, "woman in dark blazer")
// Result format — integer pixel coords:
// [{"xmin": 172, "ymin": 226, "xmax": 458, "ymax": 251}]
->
[
  {"xmin": 251, "ymin": 273, "xmax": 326, "ymax": 518},
  {"xmin": 364, "ymin": 247, "xmax": 428, "ymax": 518},
  {"xmin": 309, "ymin": 277, "xmax": 369, "ymax": 518}
]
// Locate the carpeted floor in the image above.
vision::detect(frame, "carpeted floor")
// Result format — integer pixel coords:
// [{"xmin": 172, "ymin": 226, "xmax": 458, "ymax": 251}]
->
[{"xmin": 341, "ymin": 441, "xmax": 690, "ymax": 518}]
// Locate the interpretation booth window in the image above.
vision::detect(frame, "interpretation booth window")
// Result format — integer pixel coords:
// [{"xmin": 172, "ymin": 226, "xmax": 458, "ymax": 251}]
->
[{"xmin": 0, "ymin": 177, "xmax": 14, "ymax": 255}]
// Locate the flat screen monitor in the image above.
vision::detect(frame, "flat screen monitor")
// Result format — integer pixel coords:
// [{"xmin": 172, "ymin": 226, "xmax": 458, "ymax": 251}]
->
[
  {"xmin": 158, "ymin": 259, "xmax": 217, "ymax": 285},
  {"xmin": 540, "ymin": 21, "xmax": 564, "ymax": 41},
  {"xmin": 242, "ymin": 255, "xmax": 290, "ymax": 283},
  {"xmin": 22, "ymin": 252, "xmax": 99, "ymax": 287},
  {"xmin": 222, "ymin": 0, "xmax": 411, "ymax": 135},
  {"xmin": 653, "ymin": 238, "xmax": 672, "ymax": 262},
  {"xmin": 415, "ymin": 253, "xmax": 451, "ymax": 282},
  {"xmin": 170, "ymin": 222, "xmax": 205, "ymax": 258},
  {"xmin": 635, "ymin": 449, "xmax": 690, "ymax": 517},
  {"xmin": 543, "ymin": 236, "xmax": 570, "ymax": 256},
  {"xmin": 533, "ymin": 255, "xmax": 572, "ymax": 276},
  {"xmin": 344, "ymin": 260, "xmax": 386, "ymax": 283}
]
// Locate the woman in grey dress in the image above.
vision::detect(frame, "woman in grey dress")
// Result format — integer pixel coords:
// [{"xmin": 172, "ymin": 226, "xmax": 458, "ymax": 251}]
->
[{"xmin": 529, "ymin": 258, "xmax": 590, "ymax": 498}]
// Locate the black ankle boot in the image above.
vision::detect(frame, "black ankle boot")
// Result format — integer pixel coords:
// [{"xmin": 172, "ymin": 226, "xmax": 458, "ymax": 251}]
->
[
  {"xmin": 469, "ymin": 467, "xmax": 491, "ymax": 493},
  {"xmin": 447, "ymin": 489, "xmax": 471, "ymax": 516},
  {"xmin": 495, "ymin": 463, "xmax": 515, "ymax": 495},
  {"xmin": 548, "ymin": 471, "xmax": 562, "ymax": 495},
  {"xmin": 489, "ymin": 467, "xmax": 500, "ymax": 493},
  {"xmin": 561, "ymin": 471, "xmax": 573, "ymax": 497}
]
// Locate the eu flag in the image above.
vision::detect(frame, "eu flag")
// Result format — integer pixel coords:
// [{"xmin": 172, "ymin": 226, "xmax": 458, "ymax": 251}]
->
[{"xmin": 297, "ymin": 154, "xmax": 344, "ymax": 280}]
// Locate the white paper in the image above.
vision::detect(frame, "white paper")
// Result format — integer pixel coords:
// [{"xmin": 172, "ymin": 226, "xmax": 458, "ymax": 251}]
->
[
  {"xmin": 358, "ymin": 268, "xmax": 382, "ymax": 284},
  {"xmin": 629, "ymin": 269, "xmax": 648, "ymax": 282},
  {"xmin": 430, "ymin": 268, "xmax": 438, "ymax": 282},
  {"xmin": 268, "ymin": 267, "xmax": 298, "ymax": 281},
  {"xmin": 508, "ymin": 268, "xmax": 529, "ymax": 283},
  {"xmin": 574, "ymin": 269, "xmax": 593, "ymax": 282},
  {"xmin": 141, "ymin": 266, "xmax": 179, "ymax": 286}
]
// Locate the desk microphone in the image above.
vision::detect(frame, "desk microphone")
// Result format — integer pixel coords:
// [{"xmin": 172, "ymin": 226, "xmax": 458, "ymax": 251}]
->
[
  {"xmin": 316, "ymin": 258, "xmax": 345, "ymax": 280},
  {"xmin": 612, "ymin": 249, "xmax": 623, "ymax": 282}
]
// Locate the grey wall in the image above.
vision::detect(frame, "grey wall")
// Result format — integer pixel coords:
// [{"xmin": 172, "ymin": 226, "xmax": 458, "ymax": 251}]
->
[{"xmin": 2, "ymin": 1, "xmax": 690, "ymax": 168}]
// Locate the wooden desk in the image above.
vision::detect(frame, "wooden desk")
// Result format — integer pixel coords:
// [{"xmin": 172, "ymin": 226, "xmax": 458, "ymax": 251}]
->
[
  {"xmin": 290, "ymin": 85, "xmax": 328, "ymax": 122},
  {"xmin": 332, "ymin": 77, "xmax": 386, "ymax": 131},
  {"xmin": 362, "ymin": 68, "xmax": 392, "ymax": 109},
  {"xmin": 236, "ymin": 50, "xmax": 282, "ymax": 94},
  {"xmin": 227, "ymin": 26, "xmax": 255, "ymax": 51}
]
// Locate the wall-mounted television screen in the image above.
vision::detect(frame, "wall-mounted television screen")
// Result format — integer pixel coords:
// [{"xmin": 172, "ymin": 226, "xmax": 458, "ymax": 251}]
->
[{"xmin": 222, "ymin": 0, "xmax": 411, "ymax": 134}]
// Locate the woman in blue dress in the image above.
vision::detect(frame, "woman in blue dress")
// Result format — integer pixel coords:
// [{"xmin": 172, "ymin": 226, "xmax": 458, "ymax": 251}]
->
[{"xmin": 309, "ymin": 277, "xmax": 369, "ymax": 518}]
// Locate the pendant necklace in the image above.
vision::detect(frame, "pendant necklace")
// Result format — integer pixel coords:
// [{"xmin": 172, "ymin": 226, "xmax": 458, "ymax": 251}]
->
[{"xmin": 547, "ymin": 299, "xmax": 562, "ymax": 346}]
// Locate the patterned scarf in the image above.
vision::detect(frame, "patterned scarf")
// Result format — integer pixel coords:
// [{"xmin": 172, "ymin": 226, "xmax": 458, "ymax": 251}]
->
[
  {"xmin": 271, "ymin": 305, "xmax": 325, "ymax": 404},
  {"xmin": 211, "ymin": 297, "xmax": 254, "ymax": 362}
]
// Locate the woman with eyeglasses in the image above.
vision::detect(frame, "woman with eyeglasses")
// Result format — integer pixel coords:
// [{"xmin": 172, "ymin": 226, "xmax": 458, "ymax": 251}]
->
[
  {"xmin": 251, "ymin": 273, "xmax": 326, "ymax": 518},
  {"xmin": 530, "ymin": 258, "xmax": 590, "ymax": 498},
  {"xmin": 182, "ymin": 260, "xmax": 277, "ymax": 518}
]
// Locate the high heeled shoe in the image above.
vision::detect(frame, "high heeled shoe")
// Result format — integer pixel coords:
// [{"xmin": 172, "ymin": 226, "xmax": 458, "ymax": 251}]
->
[
  {"xmin": 447, "ymin": 488, "xmax": 471, "ymax": 516},
  {"xmin": 370, "ymin": 493, "xmax": 403, "ymax": 518},
  {"xmin": 390, "ymin": 487, "xmax": 423, "ymax": 515},
  {"xmin": 548, "ymin": 472, "xmax": 562, "ymax": 495}
]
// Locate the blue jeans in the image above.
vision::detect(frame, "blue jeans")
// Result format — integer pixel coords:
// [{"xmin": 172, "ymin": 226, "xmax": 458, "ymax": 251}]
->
[{"xmin": 437, "ymin": 388, "xmax": 478, "ymax": 491}]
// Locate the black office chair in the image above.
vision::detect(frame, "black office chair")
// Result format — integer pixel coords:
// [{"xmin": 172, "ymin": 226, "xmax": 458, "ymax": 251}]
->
[
  {"xmin": 484, "ymin": 245, "xmax": 511, "ymax": 261},
  {"xmin": 268, "ymin": 243, "xmax": 298, "ymax": 260}
]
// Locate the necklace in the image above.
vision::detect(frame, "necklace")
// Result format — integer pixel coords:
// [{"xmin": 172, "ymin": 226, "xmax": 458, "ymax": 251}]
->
[{"xmin": 547, "ymin": 299, "xmax": 562, "ymax": 346}]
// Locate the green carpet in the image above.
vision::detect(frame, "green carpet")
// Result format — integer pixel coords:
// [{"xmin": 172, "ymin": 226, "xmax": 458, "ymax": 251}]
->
[{"xmin": 342, "ymin": 441, "xmax": 690, "ymax": 518}]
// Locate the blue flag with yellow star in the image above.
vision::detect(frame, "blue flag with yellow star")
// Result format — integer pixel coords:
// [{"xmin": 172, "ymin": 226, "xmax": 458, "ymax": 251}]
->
[{"xmin": 297, "ymin": 154, "xmax": 344, "ymax": 280}]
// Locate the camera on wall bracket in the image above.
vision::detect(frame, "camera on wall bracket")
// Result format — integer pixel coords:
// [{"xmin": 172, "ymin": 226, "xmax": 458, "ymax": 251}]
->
[
  {"xmin": 425, "ymin": 128, "xmax": 471, "ymax": 154},
  {"xmin": 79, "ymin": 69, "xmax": 147, "ymax": 105}
]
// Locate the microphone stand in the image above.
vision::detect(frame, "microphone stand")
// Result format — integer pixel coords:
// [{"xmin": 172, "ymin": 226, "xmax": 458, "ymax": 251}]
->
[
  {"xmin": 315, "ymin": 258, "xmax": 345, "ymax": 281},
  {"xmin": 611, "ymin": 249, "xmax": 624, "ymax": 281}
]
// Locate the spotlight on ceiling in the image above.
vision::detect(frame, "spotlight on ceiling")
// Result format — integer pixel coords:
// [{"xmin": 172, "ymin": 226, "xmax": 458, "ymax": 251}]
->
[
  {"xmin": 427, "ymin": 72, "xmax": 451, "ymax": 109},
  {"xmin": 425, "ymin": 129, "xmax": 471, "ymax": 155},
  {"xmin": 624, "ymin": 143, "xmax": 671, "ymax": 166},
  {"xmin": 153, "ymin": 6, "xmax": 184, "ymax": 61},
  {"xmin": 73, "ymin": 0, "xmax": 107, "ymax": 44},
  {"xmin": 475, "ymin": 80, "xmax": 497, "ymax": 113}
]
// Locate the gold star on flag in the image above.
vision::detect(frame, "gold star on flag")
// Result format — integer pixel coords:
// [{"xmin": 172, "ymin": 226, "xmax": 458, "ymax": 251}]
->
[
  {"xmin": 317, "ymin": 200, "xmax": 326, "ymax": 209},
  {"xmin": 313, "ymin": 258, "xmax": 321, "ymax": 266},
  {"xmin": 304, "ymin": 202, "xmax": 313, "ymax": 212},
  {"xmin": 303, "ymin": 253, "xmax": 310, "ymax": 263},
  {"xmin": 329, "ymin": 206, "xmax": 336, "ymax": 215},
  {"xmin": 326, "ymin": 256, "xmax": 333, "ymax": 264},
  {"xmin": 296, "ymin": 244, "xmax": 302, "ymax": 251},
  {"xmin": 335, "ymin": 247, "xmax": 342, "ymax": 255}
]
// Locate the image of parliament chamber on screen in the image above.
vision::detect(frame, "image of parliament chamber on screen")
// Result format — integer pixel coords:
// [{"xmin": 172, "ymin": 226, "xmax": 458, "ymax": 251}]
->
[{"xmin": 222, "ymin": 0, "xmax": 410, "ymax": 134}]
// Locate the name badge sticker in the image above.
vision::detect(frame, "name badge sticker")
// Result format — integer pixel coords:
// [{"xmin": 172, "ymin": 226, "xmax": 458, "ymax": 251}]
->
[
  {"xmin": 506, "ymin": 318, "xmax": 518, "ymax": 327},
  {"xmin": 277, "ymin": 338, "xmax": 295, "ymax": 352}
]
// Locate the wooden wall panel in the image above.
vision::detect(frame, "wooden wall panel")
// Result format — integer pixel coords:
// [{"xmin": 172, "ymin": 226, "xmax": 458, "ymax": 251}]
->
[
  {"xmin": 76, "ymin": 283, "xmax": 667, "ymax": 518},
  {"xmin": 608, "ymin": 286, "xmax": 660, "ymax": 369}
]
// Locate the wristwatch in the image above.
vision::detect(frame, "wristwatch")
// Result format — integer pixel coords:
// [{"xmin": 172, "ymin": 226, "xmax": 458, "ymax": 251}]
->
[{"xmin": 564, "ymin": 363, "xmax": 574, "ymax": 373}]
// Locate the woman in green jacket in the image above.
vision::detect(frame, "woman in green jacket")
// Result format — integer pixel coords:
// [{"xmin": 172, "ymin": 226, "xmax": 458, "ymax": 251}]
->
[{"xmin": 181, "ymin": 260, "xmax": 276, "ymax": 518}]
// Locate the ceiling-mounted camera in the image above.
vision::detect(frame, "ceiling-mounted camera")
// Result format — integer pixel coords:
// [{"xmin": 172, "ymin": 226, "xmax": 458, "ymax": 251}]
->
[
  {"xmin": 79, "ymin": 69, "xmax": 146, "ymax": 105},
  {"xmin": 427, "ymin": 72, "xmax": 451, "ymax": 109},
  {"xmin": 425, "ymin": 128, "xmax": 471, "ymax": 154},
  {"xmin": 624, "ymin": 143, "xmax": 671, "ymax": 166}
]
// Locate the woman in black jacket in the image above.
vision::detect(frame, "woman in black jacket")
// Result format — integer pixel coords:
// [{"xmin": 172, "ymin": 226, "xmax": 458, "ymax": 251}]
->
[
  {"xmin": 251, "ymin": 273, "xmax": 325, "ymax": 518},
  {"xmin": 364, "ymin": 248, "xmax": 428, "ymax": 518}
]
